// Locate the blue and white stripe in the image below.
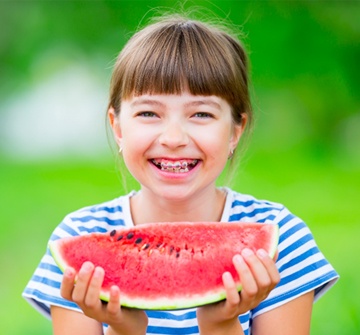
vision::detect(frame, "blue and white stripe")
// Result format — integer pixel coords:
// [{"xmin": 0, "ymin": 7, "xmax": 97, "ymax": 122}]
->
[{"xmin": 23, "ymin": 188, "xmax": 338, "ymax": 334}]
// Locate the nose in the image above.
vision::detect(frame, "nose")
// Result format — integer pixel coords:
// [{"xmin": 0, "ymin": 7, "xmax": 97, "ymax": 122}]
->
[{"xmin": 158, "ymin": 120, "xmax": 189, "ymax": 149}]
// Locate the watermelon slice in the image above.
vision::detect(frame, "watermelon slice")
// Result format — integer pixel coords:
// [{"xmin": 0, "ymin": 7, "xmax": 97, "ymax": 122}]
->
[{"xmin": 49, "ymin": 222, "xmax": 278, "ymax": 310}]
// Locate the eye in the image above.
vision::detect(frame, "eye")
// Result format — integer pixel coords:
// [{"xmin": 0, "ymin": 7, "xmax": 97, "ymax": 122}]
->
[
  {"xmin": 193, "ymin": 112, "xmax": 214, "ymax": 118},
  {"xmin": 136, "ymin": 111, "xmax": 157, "ymax": 118}
]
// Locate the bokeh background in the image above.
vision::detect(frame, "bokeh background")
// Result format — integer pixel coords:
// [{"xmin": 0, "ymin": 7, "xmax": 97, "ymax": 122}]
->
[{"xmin": 1, "ymin": 1, "xmax": 359, "ymax": 334}]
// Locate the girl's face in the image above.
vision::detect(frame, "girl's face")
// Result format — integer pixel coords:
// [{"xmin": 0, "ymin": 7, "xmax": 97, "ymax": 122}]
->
[{"xmin": 109, "ymin": 92, "xmax": 246, "ymax": 202}]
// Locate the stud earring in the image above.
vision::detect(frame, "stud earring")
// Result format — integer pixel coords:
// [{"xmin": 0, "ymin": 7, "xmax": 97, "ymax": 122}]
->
[
  {"xmin": 119, "ymin": 146, "xmax": 123, "ymax": 154},
  {"xmin": 228, "ymin": 148, "xmax": 234, "ymax": 159}
]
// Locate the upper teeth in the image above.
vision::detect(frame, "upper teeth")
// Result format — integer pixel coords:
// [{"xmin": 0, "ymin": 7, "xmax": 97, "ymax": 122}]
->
[
  {"xmin": 152, "ymin": 159, "xmax": 198, "ymax": 172},
  {"xmin": 161, "ymin": 161, "xmax": 188, "ymax": 169}
]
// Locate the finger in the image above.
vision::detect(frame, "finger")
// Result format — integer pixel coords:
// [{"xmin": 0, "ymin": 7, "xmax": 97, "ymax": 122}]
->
[
  {"xmin": 273, "ymin": 249, "xmax": 279, "ymax": 262},
  {"xmin": 107, "ymin": 285, "xmax": 121, "ymax": 315},
  {"xmin": 222, "ymin": 272, "xmax": 240, "ymax": 307},
  {"xmin": 233, "ymin": 253, "xmax": 258, "ymax": 299},
  {"xmin": 256, "ymin": 249, "xmax": 280, "ymax": 287},
  {"xmin": 84, "ymin": 266, "xmax": 105, "ymax": 308},
  {"xmin": 241, "ymin": 249, "xmax": 272, "ymax": 291},
  {"xmin": 60, "ymin": 267, "xmax": 76, "ymax": 301},
  {"xmin": 72, "ymin": 262, "xmax": 95, "ymax": 303}
]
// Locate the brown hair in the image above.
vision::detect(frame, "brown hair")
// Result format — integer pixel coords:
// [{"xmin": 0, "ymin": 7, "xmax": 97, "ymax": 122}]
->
[
  {"xmin": 109, "ymin": 14, "xmax": 252, "ymax": 127},
  {"xmin": 108, "ymin": 14, "xmax": 253, "ymax": 183}
]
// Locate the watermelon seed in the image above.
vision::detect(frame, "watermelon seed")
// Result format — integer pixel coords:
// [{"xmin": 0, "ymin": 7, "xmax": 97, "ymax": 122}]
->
[
  {"xmin": 110, "ymin": 230, "xmax": 116, "ymax": 237},
  {"xmin": 141, "ymin": 243, "xmax": 150, "ymax": 250},
  {"xmin": 169, "ymin": 246, "xmax": 174, "ymax": 254},
  {"xmin": 127, "ymin": 232, "xmax": 135, "ymax": 239},
  {"xmin": 117, "ymin": 235, "xmax": 123, "ymax": 241},
  {"xmin": 176, "ymin": 252, "xmax": 180, "ymax": 258},
  {"xmin": 135, "ymin": 237, "xmax": 143, "ymax": 244}
]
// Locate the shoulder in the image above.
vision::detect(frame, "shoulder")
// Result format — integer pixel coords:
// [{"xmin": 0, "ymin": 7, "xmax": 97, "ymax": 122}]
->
[
  {"xmin": 225, "ymin": 188, "xmax": 314, "ymax": 250},
  {"xmin": 50, "ymin": 191, "xmax": 136, "ymax": 241},
  {"xmin": 225, "ymin": 188, "xmax": 287, "ymax": 224}
]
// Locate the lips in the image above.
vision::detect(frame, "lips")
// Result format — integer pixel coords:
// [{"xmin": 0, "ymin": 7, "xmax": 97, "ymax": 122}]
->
[{"xmin": 151, "ymin": 159, "xmax": 199, "ymax": 173}]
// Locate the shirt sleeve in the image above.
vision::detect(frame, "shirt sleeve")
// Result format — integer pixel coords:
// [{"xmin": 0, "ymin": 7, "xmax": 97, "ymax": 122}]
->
[
  {"xmin": 252, "ymin": 207, "xmax": 339, "ymax": 317},
  {"xmin": 22, "ymin": 216, "xmax": 84, "ymax": 319}
]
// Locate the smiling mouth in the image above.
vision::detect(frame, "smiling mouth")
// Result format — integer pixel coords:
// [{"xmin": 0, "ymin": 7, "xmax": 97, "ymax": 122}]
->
[{"xmin": 151, "ymin": 159, "xmax": 199, "ymax": 173}]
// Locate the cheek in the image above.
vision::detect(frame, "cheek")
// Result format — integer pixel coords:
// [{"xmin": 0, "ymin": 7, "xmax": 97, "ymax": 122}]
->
[
  {"xmin": 121, "ymin": 126, "xmax": 157, "ymax": 165},
  {"xmin": 195, "ymin": 125, "xmax": 232, "ymax": 157},
  {"xmin": 122, "ymin": 124, "xmax": 151, "ymax": 147}
]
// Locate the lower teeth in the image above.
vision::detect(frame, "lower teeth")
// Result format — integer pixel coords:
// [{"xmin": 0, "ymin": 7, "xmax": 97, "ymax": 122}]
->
[{"xmin": 161, "ymin": 167, "xmax": 189, "ymax": 173}]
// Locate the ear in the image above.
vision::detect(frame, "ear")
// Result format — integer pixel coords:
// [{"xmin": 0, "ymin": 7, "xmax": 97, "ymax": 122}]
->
[
  {"xmin": 229, "ymin": 113, "xmax": 248, "ymax": 152},
  {"xmin": 108, "ymin": 107, "xmax": 122, "ymax": 144}
]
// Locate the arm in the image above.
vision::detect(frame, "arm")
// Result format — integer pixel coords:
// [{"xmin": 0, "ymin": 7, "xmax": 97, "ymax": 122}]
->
[
  {"xmin": 51, "ymin": 306, "xmax": 103, "ymax": 335},
  {"xmin": 252, "ymin": 290, "xmax": 314, "ymax": 335}
]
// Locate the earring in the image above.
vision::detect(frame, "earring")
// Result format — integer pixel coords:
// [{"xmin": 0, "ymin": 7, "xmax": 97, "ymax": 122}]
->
[
  {"xmin": 228, "ymin": 148, "xmax": 234, "ymax": 159},
  {"xmin": 116, "ymin": 138, "xmax": 123, "ymax": 154}
]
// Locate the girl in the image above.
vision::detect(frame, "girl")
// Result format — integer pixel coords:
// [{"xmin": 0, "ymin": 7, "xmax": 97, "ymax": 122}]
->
[{"xmin": 23, "ymin": 14, "xmax": 338, "ymax": 335}]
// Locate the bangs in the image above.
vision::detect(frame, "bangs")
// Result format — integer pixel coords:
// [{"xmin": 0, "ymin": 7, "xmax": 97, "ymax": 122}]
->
[{"xmin": 110, "ymin": 19, "xmax": 249, "ymax": 119}]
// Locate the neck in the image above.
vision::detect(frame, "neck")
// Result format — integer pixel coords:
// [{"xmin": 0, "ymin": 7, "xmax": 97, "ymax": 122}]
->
[{"xmin": 130, "ymin": 187, "xmax": 227, "ymax": 225}]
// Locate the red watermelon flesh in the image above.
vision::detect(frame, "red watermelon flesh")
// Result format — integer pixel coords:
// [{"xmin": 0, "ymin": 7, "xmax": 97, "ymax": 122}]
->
[{"xmin": 49, "ymin": 221, "xmax": 278, "ymax": 310}]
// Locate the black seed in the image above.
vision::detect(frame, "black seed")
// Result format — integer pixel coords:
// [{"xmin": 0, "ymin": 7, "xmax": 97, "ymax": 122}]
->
[
  {"xmin": 169, "ymin": 246, "xmax": 174, "ymax": 254},
  {"xmin": 156, "ymin": 243, "xmax": 163, "ymax": 248},
  {"xmin": 142, "ymin": 243, "xmax": 150, "ymax": 250},
  {"xmin": 127, "ymin": 232, "xmax": 134, "ymax": 239},
  {"xmin": 176, "ymin": 252, "xmax": 180, "ymax": 258},
  {"xmin": 110, "ymin": 230, "xmax": 116, "ymax": 237},
  {"xmin": 135, "ymin": 237, "xmax": 143, "ymax": 244},
  {"xmin": 117, "ymin": 235, "xmax": 123, "ymax": 241}
]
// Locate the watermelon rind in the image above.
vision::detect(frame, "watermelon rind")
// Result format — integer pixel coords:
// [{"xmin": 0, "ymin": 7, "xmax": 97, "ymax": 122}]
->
[
  {"xmin": 267, "ymin": 223, "xmax": 279, "ymax": 260},
  {"xmin": 49, "ymin": 222, "xmax": 279, "ymax": 310},
  {"xmin": 50, "ymin": 240, "xmax": 68, "ymax": 274},
  {"xmin": 99, "ymin": 287, "xmax": 241, "ymax": 310}
]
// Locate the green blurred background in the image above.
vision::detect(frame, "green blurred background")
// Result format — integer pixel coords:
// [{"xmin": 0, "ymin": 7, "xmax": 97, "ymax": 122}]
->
[{"xmin": 1, "ymin": 1, "xmax": 359, "ymax": 334}]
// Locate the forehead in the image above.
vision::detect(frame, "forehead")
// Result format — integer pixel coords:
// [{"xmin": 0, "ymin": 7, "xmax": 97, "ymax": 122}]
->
[{"xmin": 124, "ymin": 93, "xmax": 230, "ymax": 110}]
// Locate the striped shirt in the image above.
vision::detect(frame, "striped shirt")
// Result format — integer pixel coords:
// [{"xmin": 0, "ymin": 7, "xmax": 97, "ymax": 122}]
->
[{"xmin": 23, "ymin": 188, "xmax": 339, "ymax": 334}]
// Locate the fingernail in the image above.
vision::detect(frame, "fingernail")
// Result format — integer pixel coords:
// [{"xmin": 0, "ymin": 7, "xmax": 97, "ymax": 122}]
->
[
  {"xmin": 241, "ymin": 248, "xmax": 254, "ymax": 257},
  {"xmin": 222, "ymin": 271, "xmax": 233, "ymax": 282},
  {"xmin": 93, "ymin": 267, "xmax": 104, "ymax": 278},
  {"xmin": 81, "ymin": 262, "xmax": 93, "ymax": 272},
  {"xmin": 233, "ymin": 254, "xmax": 243, "ymax": 264},
  {"xmin": 257, "ymin": 249, "xmax": 268, "ymax": 258},
  {"xmin": 64, "ymin": 268, "xmax": 74, "ymax": 277}
]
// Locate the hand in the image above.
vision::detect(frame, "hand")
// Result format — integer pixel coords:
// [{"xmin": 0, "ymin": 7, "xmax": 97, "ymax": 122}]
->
[
  {"xmin": 60, "ymin": 262, "xmax": 148, "ymax": 335},
  {"xmin": 196, "ymin": 248, "xmax": 280, "ymax": 334}
]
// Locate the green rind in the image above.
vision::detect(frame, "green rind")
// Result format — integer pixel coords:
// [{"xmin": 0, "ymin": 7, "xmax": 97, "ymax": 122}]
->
[
  {"xmin": 49, "ymin": 240, "xmax": 67, "ymax": 274},
  {"xmin": 49, "ymin": 223, "xmax": 279, "ymax": 310},
  {"xmin": 99, "ymin": 283, "xmax": 243, "ymax": 310}
]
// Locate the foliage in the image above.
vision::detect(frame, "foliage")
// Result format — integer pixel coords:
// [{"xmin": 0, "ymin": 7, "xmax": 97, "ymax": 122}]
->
[{"xmin": 0, "ymin": 1, "xmax": 359, "ymax": 334}]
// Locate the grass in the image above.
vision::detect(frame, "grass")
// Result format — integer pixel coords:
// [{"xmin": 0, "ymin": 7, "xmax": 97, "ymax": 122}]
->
[{"xmin": 0, "ymin": 152, "xmax": 358, "ymax": 334}]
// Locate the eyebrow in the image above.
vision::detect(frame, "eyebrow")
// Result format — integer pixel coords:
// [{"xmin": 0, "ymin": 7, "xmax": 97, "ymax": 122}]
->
[
  {"xmin": 130, "ymin": 99, "xmax": 165, "ymax": 108},
  {"xmin": 184, "ymin": 99, "xmax": 222, "ymax": 110},
  {"xmin": 130, "ymin": 97, "xmax": 222, "ymax": 109}
]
